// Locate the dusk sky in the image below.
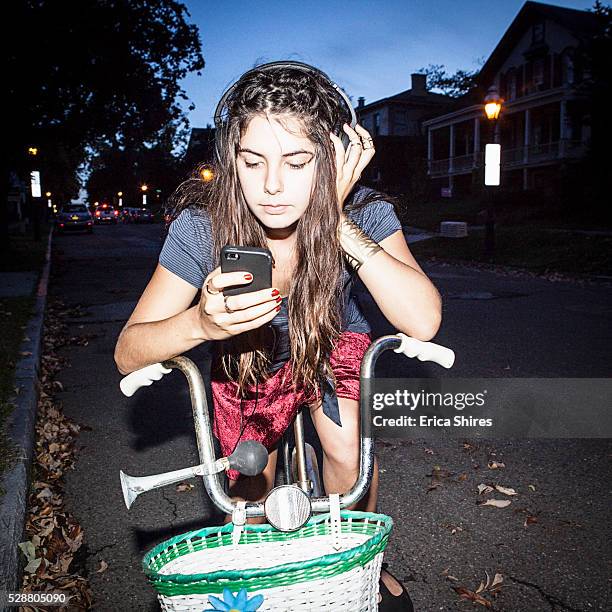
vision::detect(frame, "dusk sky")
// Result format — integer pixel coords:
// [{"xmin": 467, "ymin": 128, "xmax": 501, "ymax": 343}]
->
[{"xmin": 180, "ymin": 0, "xmax": 592, "ymax": 129}]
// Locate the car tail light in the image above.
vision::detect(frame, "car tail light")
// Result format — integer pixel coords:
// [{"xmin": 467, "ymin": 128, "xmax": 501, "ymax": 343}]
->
[
  {"xmin": 96, "ymin": 211, "xmax": 101, "ymax": 216},
  {"xmin": 114, "ymin": 210, "xmax": 119, "ymax": 216}
]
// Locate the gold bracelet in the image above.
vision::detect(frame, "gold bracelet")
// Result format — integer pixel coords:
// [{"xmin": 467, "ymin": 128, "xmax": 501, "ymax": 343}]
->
[{"xmin": 339, "ymin": 216, "xmax": 382, "ymax": 271}]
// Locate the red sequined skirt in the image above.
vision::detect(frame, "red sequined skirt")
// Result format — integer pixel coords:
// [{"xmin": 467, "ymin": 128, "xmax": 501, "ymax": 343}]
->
[{"xmin": 211, "ymin": 331, "xmax": 371, "ymax": 480}]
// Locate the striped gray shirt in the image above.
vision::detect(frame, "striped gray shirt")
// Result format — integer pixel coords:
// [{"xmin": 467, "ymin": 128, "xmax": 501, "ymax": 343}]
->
[{"xmin": 159, "ymin": 188, "xmax": 401, "ymax": 333}]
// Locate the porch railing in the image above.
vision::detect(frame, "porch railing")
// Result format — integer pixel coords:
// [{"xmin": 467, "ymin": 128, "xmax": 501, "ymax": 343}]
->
[{"xmin": 428, "ymin": 139, "xmax": 587, "ymax": 176}]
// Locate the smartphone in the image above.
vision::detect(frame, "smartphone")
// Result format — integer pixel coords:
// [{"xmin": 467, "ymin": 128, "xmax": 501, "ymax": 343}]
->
[{"xmin": 220, "ymin": 245, "xmax": 273, "ymax": 296}]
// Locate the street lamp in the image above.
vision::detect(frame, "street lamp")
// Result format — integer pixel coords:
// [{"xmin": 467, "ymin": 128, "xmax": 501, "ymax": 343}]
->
[
  {"xmin": 483, "ymin": 86, "xmax": 503, "ymax": 261},
  {"xmin": 141, "ymin": 184, "xmax": 148, "ymax": 206},
  {"xmin": 484, "ymin": 87, "xmax": 503, "ymax": 122},
  {"xmin": 27, "ymin": 146, "xmax": 42, "ymax": 241},
  {"xmin": 117, "ymin": 191, "xmax": 123, "ymax": 207},
  {"xmin": 200, "ymin": 167, "xmax": 214, "ymax": 182},
  {"xmin": 46, "ymin": 191, "xmax": 52, "ymax": 210}
]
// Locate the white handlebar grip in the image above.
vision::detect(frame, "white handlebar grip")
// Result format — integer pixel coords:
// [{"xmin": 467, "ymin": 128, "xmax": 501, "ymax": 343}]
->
[
  {"xmin": 119, "ymin": 363, "xmax": 172, "ymax": 397},
  {"xmin": 393, "ymin": 333, "xmax": 455, "ymax": 369}
]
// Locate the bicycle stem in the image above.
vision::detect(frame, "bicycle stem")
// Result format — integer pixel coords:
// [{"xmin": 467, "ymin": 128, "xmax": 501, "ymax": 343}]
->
[{"xmin": 163, "ymin": 334, "xmax": 402, "ymax": 518}]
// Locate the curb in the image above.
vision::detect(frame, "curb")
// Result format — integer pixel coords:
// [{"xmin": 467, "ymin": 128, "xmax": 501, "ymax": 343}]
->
[{"xmin": 0, "ymin": 228, "xmax": 53, "ymax": 596}]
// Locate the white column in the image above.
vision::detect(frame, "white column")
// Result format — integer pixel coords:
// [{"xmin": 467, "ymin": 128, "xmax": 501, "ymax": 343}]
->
[
  {"xmin": 449, "ymin": 124, "xmax": 455, "ymax": 174},
  {"xmin": 523, "ymin": 109, "xmax": 531, "ymax": 164},
  {"xmin": 473, "ymin": 117, "xmax": 480, "ymax": 166}
]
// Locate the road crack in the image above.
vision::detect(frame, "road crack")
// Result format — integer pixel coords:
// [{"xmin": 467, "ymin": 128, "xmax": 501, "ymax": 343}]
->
[
  {"xmin": 88, "ymin": 542, "xmax": 118, "ymax": 559},
  {"xmin": 162, "ymin": 488, "xmax": 179, "ymax": 524},
  {"xmin": 508, "ymin": 575, "xmax": 584, "ymax": 612}
]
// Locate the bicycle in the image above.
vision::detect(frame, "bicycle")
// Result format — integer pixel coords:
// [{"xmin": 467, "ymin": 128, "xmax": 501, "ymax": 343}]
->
[{"xmin": 119, "ymin": 332, "xmax": 454, "ymax": 611}]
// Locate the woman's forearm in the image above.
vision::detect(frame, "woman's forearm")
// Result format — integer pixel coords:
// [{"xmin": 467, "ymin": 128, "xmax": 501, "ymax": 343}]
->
[
  {"xmin": 114, "ymin": 305, "xmax": 207, "ymax": 375},
  {"xmin": 358, "ymin": 250, "xmax": 442, "ymax": 340},
  {"xmin": 339, "ymin": 216, "xmax": 441, "ymax": 339}
]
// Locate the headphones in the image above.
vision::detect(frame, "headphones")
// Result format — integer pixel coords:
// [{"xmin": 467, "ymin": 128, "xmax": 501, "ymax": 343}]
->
[{"xmin": 213, "ymin": 60, "xmax": 357, "ymax": 162}]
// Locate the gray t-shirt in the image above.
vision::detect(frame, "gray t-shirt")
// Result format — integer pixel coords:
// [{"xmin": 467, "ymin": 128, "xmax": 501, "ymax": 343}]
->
[{"xmin": 159, "ymin": 188, "xmax": 402, "ymax": 334}]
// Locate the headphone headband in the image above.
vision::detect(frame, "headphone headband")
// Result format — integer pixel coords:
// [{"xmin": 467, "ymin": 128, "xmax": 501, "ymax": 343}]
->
[{"xmin": 213, "ymin": 60, "xmax": 356, "ymax": 159}]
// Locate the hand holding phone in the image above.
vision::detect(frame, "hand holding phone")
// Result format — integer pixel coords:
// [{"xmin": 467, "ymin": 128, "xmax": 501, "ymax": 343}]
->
[
  {"xmin": 195, "ymin": 246, "xmax": 279, "ymax": 341},
  {"xmin": 220, "ymin": 246, "xmax": 272, "ymax": 295}
]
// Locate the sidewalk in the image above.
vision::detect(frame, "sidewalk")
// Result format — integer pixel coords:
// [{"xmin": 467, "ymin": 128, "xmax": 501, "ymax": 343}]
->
[{"xmin": 0, "ymin": 231, "xmax": 52, "ymax": 598}]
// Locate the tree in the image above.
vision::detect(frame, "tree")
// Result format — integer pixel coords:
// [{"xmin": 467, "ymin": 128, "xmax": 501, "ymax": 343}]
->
[
  {"xmin": 416, "ymin": 63, "xmax": 482, "ymax": 98},
  {"xmin": 85, "ymin": 138, "xmax": 188, "ymax": 211},
  {"xmin": 4, "ymin": 0, "xmax": 204, "ymax": 247}
]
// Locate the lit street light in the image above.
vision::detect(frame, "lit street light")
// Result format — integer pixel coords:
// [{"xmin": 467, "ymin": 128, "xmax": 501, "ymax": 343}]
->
[
  {"xmin": 483, "ymin": 86, "xmax": 503, "ymax": 261},
  {"xmin": 46, "ymin": 191, "xmax": 52, "ymax": 209},
  {"xmin": 27, "ymin": 145, "xmax": 42, "ymax": 241},
  {"xmin": 118, "ymin": 191, "xmax": 123, "ymax": 207},
  {"xmin": 200, "ymin": 167, "xmax": 214, "ymax": 182},
  {"xmin": 141, "ymin": 184, "xmax": 148, "ymax": 206}
]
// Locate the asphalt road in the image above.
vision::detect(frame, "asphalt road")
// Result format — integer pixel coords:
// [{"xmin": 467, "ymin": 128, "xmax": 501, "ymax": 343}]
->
[{"xmin": 50, "ymin": 222, "xmax": 612, "ymax": 611}]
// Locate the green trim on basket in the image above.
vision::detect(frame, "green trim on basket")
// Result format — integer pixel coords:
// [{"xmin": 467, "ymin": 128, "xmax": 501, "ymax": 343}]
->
[{"xmin": 142, "ymin": 510, "xmax": 393, "ymax": 597}]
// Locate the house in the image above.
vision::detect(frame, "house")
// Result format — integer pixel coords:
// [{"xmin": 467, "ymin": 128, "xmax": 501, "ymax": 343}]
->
[
  {"xmin": 423, "ymin": 1, "xmax": 599, "ymax": 198},
  {"xmin": 184, "ymin": 125, "xmax": 216, "ymax": 170},
  {"xmin": 355, "ymin": 74, "xmax": 454, "ymax": 194}
]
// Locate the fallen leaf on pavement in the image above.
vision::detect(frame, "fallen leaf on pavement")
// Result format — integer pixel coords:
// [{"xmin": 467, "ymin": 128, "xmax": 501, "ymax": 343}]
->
[
  {"xmin": 441, "ymin": 567, "xmax": 459, "ymax": 581},
  {"xmin": 176, "ymin": 483, "xmax": 194, "ymax": 492},
  {"xmin": 494, "ymin": 485, "xmax": 517, "ymax": 496},
  {"xmin": 528, "ymin": 484, "xmax": 536, "ymax": 491},
  {"xmin": 477, "ymin": 484, "xmax": 494, "ymax": 495},
  {"xmin": 487, "ymin": 460, "xmax": 505, "ymax": 469},
  {"xmin": 524, "ymin": 515, "xmax": 539, "ymax": 527},
  {"xmin": 478, "ymin": 499, "xmax": 511, "ymax": 508},
  {"xmin": 452, "ymin": 586, "xmax": 492, "ymax": 607},
  {"xmin": 96, "ymin": 560, "xmax": 108, "ymax": 573},
  {"xmin": 476, "ymin": 571, "xmax": 504, "ymax": 594}
]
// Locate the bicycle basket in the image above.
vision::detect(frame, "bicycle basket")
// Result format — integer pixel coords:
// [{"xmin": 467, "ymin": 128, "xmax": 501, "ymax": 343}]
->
[{"xmin": 143, "ymin": 510, "xmax": 393, "ymax": 611}]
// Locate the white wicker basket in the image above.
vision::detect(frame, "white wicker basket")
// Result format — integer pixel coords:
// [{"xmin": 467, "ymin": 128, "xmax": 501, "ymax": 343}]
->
[{"xmin": 143, "ymin": 511, "xmax": 393, "ymax": 611}]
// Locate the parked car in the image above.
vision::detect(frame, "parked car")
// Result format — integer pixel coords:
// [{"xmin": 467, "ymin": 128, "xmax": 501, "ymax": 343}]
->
[
  {"xmin": 94, "ymin": 204, "xmax": 119, "ymax": 224},
  {"xmin": 120, "ymin": 207, "xmax": 135, "ymax": 223},
  {"xmin": 135, "ymin": 207, "xmax": 154, "ymax": 223},
  {"xmin": 56, "ymin": 204, "xmax": 94, "ymax": 233}
]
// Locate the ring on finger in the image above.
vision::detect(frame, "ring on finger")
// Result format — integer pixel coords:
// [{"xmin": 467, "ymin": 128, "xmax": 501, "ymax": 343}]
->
[
  {"xmin": 205, "ymin": 280, "xmax": 220, "ymax": 295},
  {"xmin": 363, "ymin": 142, "xmax": 375, "ymax": 150},
  {"xmin": 349, "ymin": 140, "xmax": 362, "ymax": 147},
  {"xmin": 223, "ymin": 295, "xmax": 234, "ymax": 314}
]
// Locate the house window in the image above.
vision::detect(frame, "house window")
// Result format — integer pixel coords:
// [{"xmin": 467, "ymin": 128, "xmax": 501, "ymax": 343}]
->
[
  {"xmin": 507, "ymin": 69, "xmax": 517, "ymax": 101},
  {"xmin": 562, "ymin": 50, "xmax": 575, "ymax": 85},
  {"xmin": 532, "ymin": 22, "xmax": 545, "ymax": 44},
  {"xmin": 373, "ymin": 112, "xmax": 380, "ymax": 136},
  {"xmin": 533, "ymin": 58, "xmax": 545, "ymax": 88}
]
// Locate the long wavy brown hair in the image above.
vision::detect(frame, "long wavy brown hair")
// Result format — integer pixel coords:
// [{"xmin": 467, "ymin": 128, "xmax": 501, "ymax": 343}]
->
[{"xmin": 169, "ymin": 63, "xmax": 396, "ymax": 397}]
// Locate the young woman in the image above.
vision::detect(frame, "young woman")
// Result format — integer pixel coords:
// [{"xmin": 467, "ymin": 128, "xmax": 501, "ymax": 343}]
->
[{"xmin": 114, "ymin": 63, "xmax": 441, "ymax": 610}]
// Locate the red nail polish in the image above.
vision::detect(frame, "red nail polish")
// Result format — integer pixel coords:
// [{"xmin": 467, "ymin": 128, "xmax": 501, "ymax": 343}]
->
[
  {"xmin": 244, "ymin": 274, "xmax": 253, "ymax": 281},
  {"xmin": 271, "ymin": 289, "xmax": 280, "ymax": 297},
  {"xmin": 275, "ymin": 305, "xmax": 281, "ymax": 312},
  {"xmin": 276, "ymin": 296, "xmax": 282, "ymax": 303}
]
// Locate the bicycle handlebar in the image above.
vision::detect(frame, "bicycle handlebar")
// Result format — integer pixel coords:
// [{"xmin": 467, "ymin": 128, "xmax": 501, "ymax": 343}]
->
[
  {"xmin": 119, "ymin": 334, "xmax": 455, "ymax": 396},
  {"xmin": 393, "ymin": 333, "xmax": 455, "ymax": 369},
  {"xmin": 119, "ymin": 334, "xmax": 456, "ymax": 517},
  {"xmin": 119, "ymin": 362, "xmax": 172, "ymax": 397}
]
